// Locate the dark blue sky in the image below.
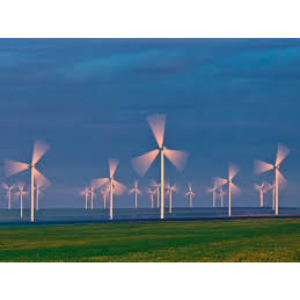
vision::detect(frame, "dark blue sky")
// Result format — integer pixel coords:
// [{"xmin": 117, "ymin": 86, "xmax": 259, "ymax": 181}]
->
[{"xmin": 0, "ymin": 38, "xmax": 299, "ymax": 208}]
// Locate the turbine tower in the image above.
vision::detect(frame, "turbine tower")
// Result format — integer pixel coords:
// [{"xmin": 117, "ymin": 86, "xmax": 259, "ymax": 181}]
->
[
  {"xmin": 92, "ymin": 159, "xmax": 126, "ymax": 220},
  {"xmin": 165, "ymin": 181, "xmax": 177, "ymax": 214},
  {"xmin": 1, "ymin": 183, "xmax": 15, "ymax": 210},
  {"xmin": 185, "ymin": 184, "xmax": 195, "ymax": 208},
  {"xmin": 100, "ymin": 186, "xmax": 109, "ymax": 209},
  {"xmin": 15, "ymin": 183, "xmax": 28, "ymax": 219},
  {"xmin": 151, "ymin": 180, "xmax": 161, "ymax": 208},
  {"xmin": 254, "ymin": 144, "xmax": 289, "ymax": 215},
  {"xmin": 80, "ymin": 187, "xmax": 90, "ymax": 210},
  {"xmin": 129, "ymin": 180, "xmax": 142, "ymax": 209},
  {"xmin": 219, "ymin": 187, "xmax": 226, "ymax": 207},
  {"xmin": 254, "ymin": 182, "xmax": 272, "ymax": 207},
  {"xmin": 206, "ymin": 184, "xmax": 217, "ymax": 208},
  {"xmin": 4, "ymin": 140, "xmax": 50, "ymax": 222},
  {"xmin": 147, "ymin": 188, "xmax": 156, "ymax": 208},
  {"xmin": 214, "ymin": 164, "xmax": 241, "ymax": 217},
  {"xmin": 132, "ymin": 114, "xmax": 188, "ymax": 220}
]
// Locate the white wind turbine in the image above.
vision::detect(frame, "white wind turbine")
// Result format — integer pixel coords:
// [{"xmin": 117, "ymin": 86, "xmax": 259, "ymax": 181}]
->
[
  {"xmin": 100, "ymin": 185, "xmax": 109, "ymax": 210},
  {"xmin": 254, "ymin": 144, "xmax": 289, "ymax": 215},
  {"xmin": 214, "ymin": 164, "xmax": 241, "ymax": 217},
  {"xmin": 36, "ymin": 182, "xmax": 50, "ymax": 211},
  {"xmin": 4, "ymin": 140, "xmax": 50, "ymax": 222},
  {"xmin": 206, "ymin": 184, "xmax": 217, "ymax": 208},
  {"xmin": 15, "ymin": 183, "xmax": 28, "ymax": 219},
  {"xmin": 185, "ymin": 183, "xmax": 195, "ymax": 208},
  {"xmin": 92, "ymin": 159, "xmax": 126, "ymax": 220},
  {"xmin": 132, "ymin": 114, "xmax": 188, "ymax": 220},
  {"xmin": 165, "ymin": 181, "xmax": 177, "ymax": 214},
  {"xmin": 129, "ymin": 180, "xmax": 142, "ymax": 209},
  {"xmin": 90, "ymin": 185, "xmax": 96, "ymax": 210},
  {"xmin": 1, "ymin": 183, "xmax": 15, "ymax": 210},
  {"xmin": 254, "ymin": 182, "xmax": 272, "ymax": 207},
  {"xmin": 147, "ymin": 188, "xmax": 156, "ymax": 208},
  {"xmin": 80, "ymin": 187, "xmax": 90, "ymax": 210},
  {"xmin": 151, "ymin": 180, "xmax": 161, "ymax": 208},
  {"xmin": 219, "ymin": 187, "xmax": 226, "ymax": 207}
]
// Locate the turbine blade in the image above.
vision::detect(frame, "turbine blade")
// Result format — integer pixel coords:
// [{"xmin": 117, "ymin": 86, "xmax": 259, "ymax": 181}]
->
[
  {"xmin": 231, "ymin": 183, "xmax": 241, "ymax": 196},
  {"xmin": 263, "ymin": 182, "xmax": 272, "ymax": 193},
  {"xmin": 254, "ymin": 183, "xmax": 261, "ymax": 191},
  {"xmin": 147, "ymin": 114, "xmax": 166, "ymax": 148},
  {"xmin": 92, "ymin": 178, "xmax": 109, "ymax": 189},
  {"xmin": 17, "ymin": 182, "xmax": 25, "ymax": 191},
  {"xmin": 109, "ymin": 158, "xmax": 119, "ymax": 178},
  {"xmin": 132, "ymin": 150, "xmax": 159, "ymax": 177},
  {"xmin": 276, "ymin": 144, "xmax": 289, "ymax": 166},
  {"xmin": 32, "ymin": 140, "xmax": 49, "ymax": 165},
  {"xmin": 4, "ymin": 160, "xmax": 29, "ymax": 177},
  {"xmin": 206, "ymin": 187, "xmax": 213, "ymax": 193},
  {"xmin": 254, "ymin": 160, "xmax": 274, "ymax": 174},
  {"xmin": 278, "ymin": 170, "xmax": 287, "ymax": 189},
  {"xmin": 137, "ymin": 189, "xmax": 143, "ymax": 195},
  {"xmin": 214, "ymin": 177, "xmax": 228, "ymax": 187},
  {"xmin": 134, "ymin": 180, "xmax": 138, "ymax": 188},
  {"xmin": 129, "ymin": 188, "xmax": 135, "ymax": 195},
  {"xmin": 34, "ymin": 169, "xmax": 51, "ymax": 187},
  {"xmin": 164, "ymin": 149, "xmax": 188, "ymax": 171},
  {"xmin": 151, "ymin": 179, "xmax": 160, "ymax": 187},
  {"xmin": 1, "ymin": 183, "xmax": 9, "ymax": 190},
  {"xmin": 229, "ymin": 163, "xmax": 240, "ymax": 180},
  {"xmin": 113, "ymin": 180, "xmax": 127, "ymax": 196}
]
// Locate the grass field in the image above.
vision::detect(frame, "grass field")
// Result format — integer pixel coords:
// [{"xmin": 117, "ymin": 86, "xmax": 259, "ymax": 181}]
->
[{"xmin": 0, "ymin": 219, "xmax": 299, "ymax": 262}]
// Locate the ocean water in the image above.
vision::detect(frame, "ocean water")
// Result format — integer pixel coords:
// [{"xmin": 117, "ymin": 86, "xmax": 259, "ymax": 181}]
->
[{"xmin": 0, "ymin": 207, "xmax": 300, "ymax": 224}]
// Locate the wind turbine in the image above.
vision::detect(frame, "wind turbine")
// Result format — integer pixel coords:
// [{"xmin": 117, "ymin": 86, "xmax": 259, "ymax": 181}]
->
[
  {"xmin": 147, "ymin": 188, "xmax": 156, "ymax": 208},
  {"xmin": 185, "ymin": 183, "xmax": 195, "ymax": 208},
  {"xmin": 151, "ymin": 180, "xmax": 161, "ymax": 208},
  {"xmin": 206, "ymin": 184, "xmax": 217, "ymax": 208},
  {"xmin": 254, "ymin": 144, "xmax": 289, "ymax": 215},
  {"xmin": 90, "ymin": 185, "xmax": 96, "ymax": 210},
  {"xmin": 92, "ymin": 159, "xmax": 126, "ymax": 220},
  {"xmin": 15, "ymin": 183, "xmax": 28, "ymax": 219},
  {"xmin": 254, "ymin": 182, "xmax": 272, "ymax": 207},
  {"xmin": 219, "ymin": 187, "xmax": 226, "ymax": 207},
  {"xmin": 4, "ymin": 140, "xmax": 50, "ymax": 222},
  {"xmin": 165, "ymin": 181, "xmax": 177, "ymax": 214},
  {"xmin": 1, "ymin": 183, "xmax": 15, "ymax": 210},
  {"xmin": 132, "ymin": 114, "xmax": 188, "ymax": 220},
  {"xmin": 129, "ymin": 180, "xmax": 142, "ymax": 209},
  {"xmin": 80, "ymin": 187, "xmax": 90, "ymax": 210},
  {"xmin": 36, "ymin": 183, "xmax": 50, "ymax": 211},
  {"xmin": 214, "ymin": 164, "xmax": 241, "ymax": 217},
  {"xmin": 100, "ymin": 186, "xmax": 109, "ymax": 209}
]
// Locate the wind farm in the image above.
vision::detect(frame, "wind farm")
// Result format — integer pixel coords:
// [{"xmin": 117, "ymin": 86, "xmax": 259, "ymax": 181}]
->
[{"xmin": 0, "ymin": 38, "xmax": 299, "ymax": 263}]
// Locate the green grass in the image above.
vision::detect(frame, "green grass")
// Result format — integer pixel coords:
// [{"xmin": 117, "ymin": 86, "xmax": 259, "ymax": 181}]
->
[{"xmin": 0, "ymin": 219, "xmax": 299, "ymax": 262}]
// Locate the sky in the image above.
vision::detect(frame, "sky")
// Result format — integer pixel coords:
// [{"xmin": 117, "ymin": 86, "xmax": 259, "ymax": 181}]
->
[{"xmin": 0, "ymin": 38, "xmax": 299, "ymax": 209}]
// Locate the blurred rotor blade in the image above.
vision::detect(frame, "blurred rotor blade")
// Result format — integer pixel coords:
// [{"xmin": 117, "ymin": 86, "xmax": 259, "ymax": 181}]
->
[
  {"xmin": 137, "ymin": 189, "xmax": 143, "ymax": 195},
  {"xmin": 278, "ymin": 170, "xmax": 287, "ymax": 189},
  {"xmin": 113, "ymin": 180, "xmax": 127, "ymax": 196},
  {"xmin": 134, "ymin": 180, "xmax": 138, "ymax": 188},
  {"xmin": 92, "ymin": 178, "xmax": 109, "ymax": 189},
  {"xmin": 254, "ymin": 160, "xmax": 274, "ymax": 174},
  {"xmin": 231, "ymin": 183, "xmax": 241, "ymax": 196},
  {"xmin": 151, "ymin": 179, "xmax": 160, "ymax": 187},
  {"xmin": 109, "ymin": 158, "xmax": 119, "ymax": 178},
  {"xmin": 276, "ymin": 144, "xmax": 289, "ymax": 166},
  {"xmin": 128, "ymin": 188, "xmax": 135, "ymax": 195},
  {"xmin": 254, "ymin": 183, "xmax": 261, "ymax": 191},
  {"xmin": 164, "ymin": 149, "xmax": 188, "ymax": 171},
  {"xmin": 206, "ymin": 187, "xmax": 214, "ymax": 193},
  {"xmin": 1, "ymin": 183, "xmax": 9, "ymax": 190},
  {"xmin": 263, "ymin": 182, "xmax": 272, "ymax": 193},
  {"xmin": 4, "ymin": 160, "xmax": 29, "ymax": 177},
  {"xmin": 132, "ymin": 150, "xmax": 159, "ymax": 177},
  {"xmin": 229, "ymin": 163, "xmax": 240, "ymax": 180},
  {"xmin": 17, "ymin": 182, "xmax": 25, "ymax": 191},
  {"xmin": 34, "ymin": 169, "xmax": 51, "ymax": 187},
  {"xmin": 172, "ymin": 185, "xmax": 178, "ymax": 193},
  {"xmin": 32, "ymin": 140, "xmax": 49, "ymax": 165},
  {"xmin": 147, "ymin": 114, "xmax": 166, "ymax": 148},
  {"xmin": 214, "ymin": 177, "xmax": 228, "ymax": 187}
]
